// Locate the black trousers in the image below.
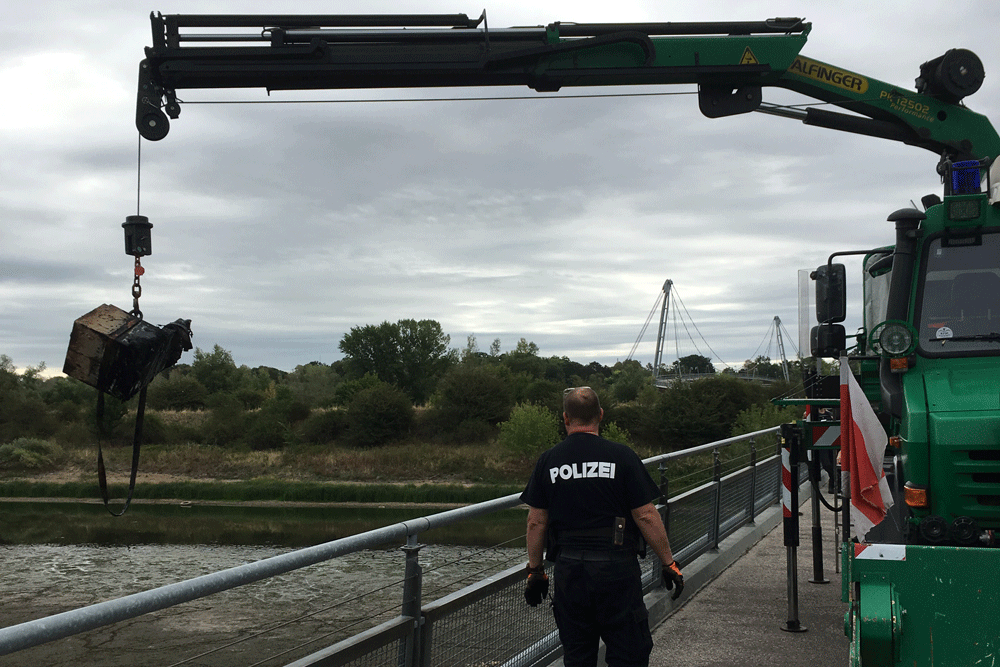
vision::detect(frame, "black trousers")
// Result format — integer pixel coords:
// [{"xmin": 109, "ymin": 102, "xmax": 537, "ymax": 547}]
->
[{"xmin": 553, "ymin": 554, "xmax": 653, "ymax": 667}]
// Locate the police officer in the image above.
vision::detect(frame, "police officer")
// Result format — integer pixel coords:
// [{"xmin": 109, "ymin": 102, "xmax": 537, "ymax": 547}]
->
[{"xmin": 521, "ymin": 387, "xmax": 683, "ymax": 667}]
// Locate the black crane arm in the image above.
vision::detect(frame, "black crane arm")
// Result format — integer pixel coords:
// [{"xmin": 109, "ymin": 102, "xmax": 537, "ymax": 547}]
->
[{"xmin": 136, "ymin": 11, "xmax": 999, "ymax": 162}]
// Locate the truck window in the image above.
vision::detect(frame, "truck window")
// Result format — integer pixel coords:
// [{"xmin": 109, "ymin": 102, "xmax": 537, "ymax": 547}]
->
[
  {"xmin": 917, "ymin": 229, "xmax": 1000, "ymax": 355},
  {"xmin": 863, "ymin": 252, "xmax": 891, "ymax": 335}
]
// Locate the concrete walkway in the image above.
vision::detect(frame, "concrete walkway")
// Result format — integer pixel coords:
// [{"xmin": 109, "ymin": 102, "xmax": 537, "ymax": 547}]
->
[{"xmin": 648, "ymin": 484, "xmax": 849, "ymax": 667}]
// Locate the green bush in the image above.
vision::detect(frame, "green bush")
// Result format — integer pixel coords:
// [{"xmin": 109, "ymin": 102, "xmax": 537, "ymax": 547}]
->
[
  {"xmin": 50, "ymin": 399, "xmax": 84, "ymax": 424},
  {"xmin": 499, "ymin": 403, "xmax": 559, "ymax": 459},
  {"xmin": 603, "ymin": 403, "xmax": 653, "ymax": 448},
  {"xmin": 518, "ymin": 379, "xmax": 563, "ymax": 413},
  {"xmin": 39, "ymin": 376, "xmax": 94, "ymax": 408},
  {"xmin": 431, "ymin": 363, "xmax": 515, "ymax": 427},
  {"xmin": 298, "ymin": 409, "xmax": 347, "ymax": 444},
  {"xmin": 146, "ymin": 374, "xmax": 209, "ymax": 411},
  {"xmin": 125, "ymin": 412, "xmax": 169, "ymax": 445},
  {"xmin": 0, "ymin": 392, "xmax": 59, "ymax": 442},
  {"xmin": 449, "ymin": 418, "xmax": 497, "ymax": 445},
  {"xmin": 608, "ymin": 360, "xmax": 652, "ymax": 405},
  {"xmin": 262, "ymin": 385, "xmax": 311, "ymax": 425},
  {"xmin": 0, "ymin": 438, "xmax": 65, "ymax": 470},
  {"xmin": 346, "ymin": 382, "xmax": 414, "ymax": 448},
  {"xmin": 246, "ymin": 414, "xmax": 295, "ymax": 450},
  {"xmin": 162, "ymin": 418, "xmax": 206, "ymax": 446},
  {"xmin": 234, "ymin": 388, "xmax": 267, "ymax": 410},
  {"xmin": 55, "ymin": 420, "xmax": 93, "ymax": 448},
  {"xmin": 191, "ymin": 345, "xmax": 250, "ymax": 395},
  {"xmin": 204, "ymin": 394, "xmax": 247, "ymax": 446},
  {"xmin": 654, "ymin": 376, "xmax": 766, "ymax": 450},
  {"xmin": 94, "ymin": 394, "xmax": 130, "ymax": 441},
  {"xmin": 333, "ymin": 373, "xmax": 382, "ymax": 407},
  {"xmin": 730, "ymin": 403, "xmax": 800, "ymax": 436},
  {"xmin": 601, "ymin": 421, "xmax": 634, "ymax": 448}
]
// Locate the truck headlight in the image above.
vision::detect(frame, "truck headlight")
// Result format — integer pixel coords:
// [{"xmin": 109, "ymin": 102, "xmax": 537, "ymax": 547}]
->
[
  {"xmin": 869, "ymin": 320, "xmax": 917, "ymax": 357},
  {"xmin": 880, "ymin": 323, "xmax": 914, "ymax": 356}
]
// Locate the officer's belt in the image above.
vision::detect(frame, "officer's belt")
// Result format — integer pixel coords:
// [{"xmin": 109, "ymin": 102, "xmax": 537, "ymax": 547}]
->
[
  {"xmin": 556, "ymin": 525, "xmax": 639, "ymax": 550},
  {"xmin": 558, "ymin": 548, "xmax": 636, "ymax": 562},
  {"xmin": 557, "ymin": 526, "xmax": 619, "ymax": 541}
]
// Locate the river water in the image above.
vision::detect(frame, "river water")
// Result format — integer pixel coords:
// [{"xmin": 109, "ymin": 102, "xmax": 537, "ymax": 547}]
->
[{"xmin": 0, "ymin": 501, "xmax": 528, "ymax": 667}]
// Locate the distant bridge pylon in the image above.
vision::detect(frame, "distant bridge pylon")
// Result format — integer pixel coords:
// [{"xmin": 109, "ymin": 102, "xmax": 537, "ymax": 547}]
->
[{"xmin": 627, "ymin": 280, "xmax": 793, "ymax": 387}]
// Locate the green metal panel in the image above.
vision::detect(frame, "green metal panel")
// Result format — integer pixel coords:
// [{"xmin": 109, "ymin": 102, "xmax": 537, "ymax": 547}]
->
[
  {"xmin": 778, "ymin": 55, "xmax": 1000, "ymax": 161},
  {"xmin": 849, "ymin": 544, "xmax": 1000, "ymax": 666},
  {"xmin": 924, "ymin": 368, "xmax": 1000, "ymax": 413},
  {"xmin": 857, "ymin": 582, "xmax": 898, "ymax": 665},
  {"xmin": 899, "ymin": 367, "xmax": 929, "ymax": 489},
  {"xmin": 907, "ymin": 353, "xmax": 1000, "ymax": 527},
  {"xmin": 531, "ymin": 33, "xmax": 809, "ymax": 90},
  {"xmin": 927, "ymin": 411, "xmax": 1000, "ymax": 527}
]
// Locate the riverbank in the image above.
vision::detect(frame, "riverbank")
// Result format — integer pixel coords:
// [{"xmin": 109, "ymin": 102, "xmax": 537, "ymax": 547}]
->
[
  {"xmin": 6, "ymin": 439, "xmax": 535, "ymax": 483},
  {"xmin": 0, "ymin": 477, "xmax": 524, "ymax": 506},
  {"xmin": 0, "ymin": 441, "xmax": 534, "ymax": 505}
]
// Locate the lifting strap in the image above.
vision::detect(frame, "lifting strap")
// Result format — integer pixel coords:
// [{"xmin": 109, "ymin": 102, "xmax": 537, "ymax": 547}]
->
[{"xmin": 95, "ymin": 386, "xmax": 147, "ymax": 517}]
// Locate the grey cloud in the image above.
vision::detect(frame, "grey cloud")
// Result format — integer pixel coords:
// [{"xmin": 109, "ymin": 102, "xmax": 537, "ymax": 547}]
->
[{"xmin": 3, "ymin": 1, "xmax": 999, "ymax": 374}]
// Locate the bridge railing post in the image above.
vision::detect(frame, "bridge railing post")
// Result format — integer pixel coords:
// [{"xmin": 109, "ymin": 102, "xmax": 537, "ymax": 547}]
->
[
  {"xmin": 746, "ymin": 440, "xmax": 757, "ymax": 526},
  {"xmin": 709, "ymin": 448, "xmax": 722, "ymax": 551},
  {"xmin": 400, "ymin": 535, "xmax": 424, "ymax": 667},
  {"xmin": 658, "ymin": 459, "xmax": 670, "ymax": 582},
  {"xmin": 775, "ymin": 431, "xmax": 783, "ymax": 500}
]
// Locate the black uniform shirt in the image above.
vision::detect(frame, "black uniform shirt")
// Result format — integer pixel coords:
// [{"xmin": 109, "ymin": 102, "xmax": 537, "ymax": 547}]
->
[{"xmin": 520, "ymin": 432, "xmax": 661, "ymax": 550}]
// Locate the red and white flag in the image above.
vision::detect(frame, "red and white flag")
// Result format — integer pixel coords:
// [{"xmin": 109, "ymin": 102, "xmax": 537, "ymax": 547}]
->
[{"xmin": 840, "ymin": 355, "xmax": 893, "ymax": 539}]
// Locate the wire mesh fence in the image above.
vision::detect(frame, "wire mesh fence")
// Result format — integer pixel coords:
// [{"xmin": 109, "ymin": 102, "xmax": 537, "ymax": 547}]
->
[
  {"xmin": 300, "ymin": 429, "xmax": 784, "ymax": 667},
  {"xmin": 0, "ymin": 427, "xmax": 785, "ymax": 667}
]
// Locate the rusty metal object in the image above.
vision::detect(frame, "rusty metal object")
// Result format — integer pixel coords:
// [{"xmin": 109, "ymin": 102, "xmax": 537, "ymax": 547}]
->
[{"xmin": 63, "ymin": 304, "xmax": 191, "ymax": 401}]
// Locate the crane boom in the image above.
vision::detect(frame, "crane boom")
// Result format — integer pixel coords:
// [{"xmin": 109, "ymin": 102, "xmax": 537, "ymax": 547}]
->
[{"xmin": 137, "ymin": 11, "xmax": 999, "ymax": 164}]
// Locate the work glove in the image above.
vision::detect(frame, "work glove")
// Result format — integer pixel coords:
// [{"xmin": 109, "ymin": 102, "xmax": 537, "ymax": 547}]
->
[
  {"xmin": 524, "ymin": 565, "xmax": 549, "ymax": 607},
  {"xmin": 662, "ymin": 561, "xmax": 684, "ymax": 600}
]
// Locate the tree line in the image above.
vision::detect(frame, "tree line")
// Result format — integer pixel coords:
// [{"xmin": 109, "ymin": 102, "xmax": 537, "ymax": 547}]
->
[{"xmin": 0, "ymin": 319, "xmax": 804, "ymax": 467}]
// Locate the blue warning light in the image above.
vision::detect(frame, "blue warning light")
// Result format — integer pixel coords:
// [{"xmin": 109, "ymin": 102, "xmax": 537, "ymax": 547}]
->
[{"xmin": 951, "ymin": 160, "xmax": 983, "ymax": 195}]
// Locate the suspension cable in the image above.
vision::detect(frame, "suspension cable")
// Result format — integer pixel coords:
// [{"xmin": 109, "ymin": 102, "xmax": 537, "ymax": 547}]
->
[
  {"xmin": 626, "ymin": 290, "xmax": 664, "ymax": 361},
  {"xmin": 671, "ymin": 287, "xmax": 733, "ymax": 370}
]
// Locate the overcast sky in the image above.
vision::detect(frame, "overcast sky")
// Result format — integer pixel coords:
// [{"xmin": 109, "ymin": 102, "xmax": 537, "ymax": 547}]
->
[{"xmin": 3, "ymin": 1, "xmax": 998, "ymax": 377}]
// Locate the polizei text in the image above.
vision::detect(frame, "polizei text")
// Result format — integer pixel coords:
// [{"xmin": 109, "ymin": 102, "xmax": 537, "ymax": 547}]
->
[{"xmin": 549, "ymin": 462, "xmax": 617, "ymax": 483}]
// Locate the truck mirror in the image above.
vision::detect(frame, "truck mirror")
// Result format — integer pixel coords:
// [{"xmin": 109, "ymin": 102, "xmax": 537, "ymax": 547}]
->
[
  {"xmin": 866, "ymin": 254, "xmax": 893, "ymax": 277},
  {"xmin": 810, "ymin": 324, "xmax": 846, "ymax": 358},
  {"xmin": 815, "ymin": 263, "xmax": 847, "ymax": 323}
]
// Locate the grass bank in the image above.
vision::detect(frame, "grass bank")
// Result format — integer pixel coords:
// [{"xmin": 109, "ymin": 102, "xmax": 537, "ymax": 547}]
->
[
  {"xmin": 0, "ymin": 479, "xmax": 524, "ymax": 505},
  {"xmin": 1, "ymin": 429, "xmax": 769, "ymax": 504},
  {"xmin": 0, "ymin": 440, "xmax": 534, "ymax": 504}
]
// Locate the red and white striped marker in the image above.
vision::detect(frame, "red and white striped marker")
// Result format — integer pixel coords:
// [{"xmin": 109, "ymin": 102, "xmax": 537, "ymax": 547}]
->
[{"xmin": 781, "ymin": 446, "xmax": 792, "ymax": 519}]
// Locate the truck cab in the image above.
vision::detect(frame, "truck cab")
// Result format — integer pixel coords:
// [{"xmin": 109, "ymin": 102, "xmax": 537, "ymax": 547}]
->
[
  {"xmin": 896, "ymin": 158, "xmax": 1000, "ymax": 544},
  {"xmin": 824, "ymin": 158, "xmax": 1000, "ymax": 546}
]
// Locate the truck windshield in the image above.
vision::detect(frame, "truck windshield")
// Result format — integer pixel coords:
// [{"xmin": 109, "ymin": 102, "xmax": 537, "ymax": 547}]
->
[{"xmin": 918, "ymin": 229, "xmax": 1000, "ymax": 355}]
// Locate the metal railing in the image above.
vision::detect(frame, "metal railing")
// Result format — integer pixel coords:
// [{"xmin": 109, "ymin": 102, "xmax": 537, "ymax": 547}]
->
[{"xmin": 0, "ymin": 426, "xmax": 783, "ymax": 667}]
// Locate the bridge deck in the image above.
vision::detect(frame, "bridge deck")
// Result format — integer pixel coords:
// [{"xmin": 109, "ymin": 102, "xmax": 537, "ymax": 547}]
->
[{"xmin": 650, "ymin": 491, "xmax": 848, "ymax": 666}]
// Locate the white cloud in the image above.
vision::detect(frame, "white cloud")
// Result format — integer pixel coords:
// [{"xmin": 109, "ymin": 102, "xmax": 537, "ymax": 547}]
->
[{"xmin": 2, "ymin": 0, "xmax": 998, "ymax": 375}]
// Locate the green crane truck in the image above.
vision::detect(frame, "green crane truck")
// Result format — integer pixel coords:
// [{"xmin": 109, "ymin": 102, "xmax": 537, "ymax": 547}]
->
[
  {"xmin": 809, "ymin": 154, "xmax": 1000, "ymax": 664},
  {"xmin": 134, "ymin": 12, "xmax": 1000, "ymax": 664}
]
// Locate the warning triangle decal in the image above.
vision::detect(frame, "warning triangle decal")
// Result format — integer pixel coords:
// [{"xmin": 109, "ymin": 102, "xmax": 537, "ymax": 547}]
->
[{"xmin": 740, "ymin": 47, "xmax": 759, "ymax": 66}]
